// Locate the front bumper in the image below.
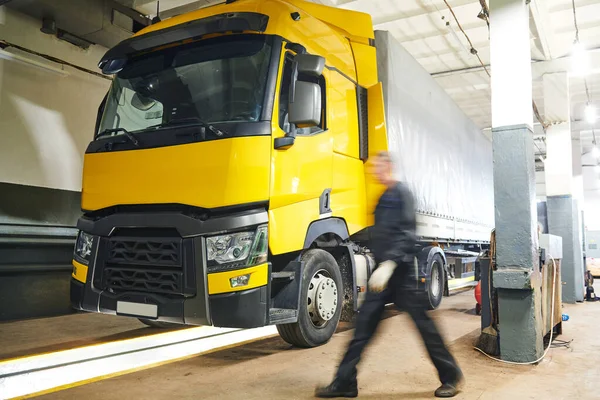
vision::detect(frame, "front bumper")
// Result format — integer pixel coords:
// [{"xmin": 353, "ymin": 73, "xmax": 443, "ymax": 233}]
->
[{"xmin": 70, "ymin": 208, "xmax": 271, "ymax": 328}]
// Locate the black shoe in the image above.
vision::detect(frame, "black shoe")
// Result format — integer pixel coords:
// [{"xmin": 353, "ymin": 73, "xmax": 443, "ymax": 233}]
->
[
  {"xmin": 314, "ymin": 379, "xmax": 358, "ymax": 398},
  {"xmin": 434, "ymin": 383, "xmax": 459, "ymax": 398}
]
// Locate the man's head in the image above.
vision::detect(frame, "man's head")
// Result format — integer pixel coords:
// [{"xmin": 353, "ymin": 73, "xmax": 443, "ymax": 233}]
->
[{"xmin": 372, "ymin": 151, "xmax": 397, "ymax": 187}]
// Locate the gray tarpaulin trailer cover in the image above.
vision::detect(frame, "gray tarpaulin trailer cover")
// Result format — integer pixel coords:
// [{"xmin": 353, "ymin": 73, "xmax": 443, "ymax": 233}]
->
[{"xmin": 375, "ymin": 30, "xmax": 494, "ymax": 243}]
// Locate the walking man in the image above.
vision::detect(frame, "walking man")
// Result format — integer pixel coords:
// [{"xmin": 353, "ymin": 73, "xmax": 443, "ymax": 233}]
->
[{"xmin": 315, "ymin": 152, "xmax": 463, "ymax": 398}]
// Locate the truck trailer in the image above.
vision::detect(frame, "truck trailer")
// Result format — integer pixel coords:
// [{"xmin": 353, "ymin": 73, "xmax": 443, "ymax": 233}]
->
[{"xmin": 70, "ymin": 0, "xmax": 494, "ymax": 348}]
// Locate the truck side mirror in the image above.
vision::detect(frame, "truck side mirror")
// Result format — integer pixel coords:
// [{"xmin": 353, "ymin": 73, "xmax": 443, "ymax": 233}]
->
[
  {"xmin": 289, "ymin": 81, "xmax": 321, "ymax": 127},
  {"xmin": 274, "ymin": 53, "xmax": 325, "ymax": 150},
  {"xmin": 295, "ymin": 54, "xmax": 325, "ymax": 77},
  {"xmin": 288, "ymin": 54, "xmax": 324, "ymax": 127}
]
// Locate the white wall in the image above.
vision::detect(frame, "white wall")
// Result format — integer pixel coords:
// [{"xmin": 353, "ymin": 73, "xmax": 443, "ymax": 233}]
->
[
  {"xmin": 582, "ymin": 151, "xmax": 600, "ymax": 231},
  {"xmin": 0, "ymin": 7, "xmax": 111, "ymax": 192},
  {"xmin": 584, "ymin": 192, "xmax": 600, "ymax": 231}
]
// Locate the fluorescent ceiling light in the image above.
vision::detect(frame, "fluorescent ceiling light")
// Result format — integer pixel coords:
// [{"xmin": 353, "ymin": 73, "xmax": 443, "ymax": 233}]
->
[
  {"xmin": 585, "ymin": 103, "xmax": 597, "ymax": 124},
  {"xmin": 0, "ymin": 49, "xmax": 69, "ymax": 77},
  {"xmin": 571, "ymin": 41, "xmax": 590, "ymax": 77}
]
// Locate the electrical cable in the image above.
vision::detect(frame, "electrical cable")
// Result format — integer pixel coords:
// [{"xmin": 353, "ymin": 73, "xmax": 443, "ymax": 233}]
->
[
  {"xmin": 478, "ymin": 0, "xmax": 490, "ymax": 30},
  {"xmin": 474, "ymin": 258, "xmax": 558, "ymax": 365},
  {"xmin": 551, "ymin": 339, "xmax": 573, "ymax": 349},
  {"xmin": 441, "ymin": 0, "xmax": 489, "ymax": 77},
  {"xmin": 572, "ymin": 0, "xmax": 580, "ymax": 43},
  {"xmin": 571, "ymin": 0, "xmax": 591, "ymax": 108},
  {"xmin": 440, "ymin": 0, "xmax": 549, "ymax": 131},
  {"xmin": 0, "ymin": 40, "xmax": 111, "ymax": 81},
  {"xmin": 572, "ymin": 0, "xmax": 596, "ymax": 140},
  {"xmin": 533, "ymin": 100, "xmax": 550, "ymax": 131},
  {"xmin": 533, "ymin": 138, "xmax": 545, "ymax": 161},
  {"xmin": 587, "ymin": 78, "xmax": 596, "ymax": 145}
]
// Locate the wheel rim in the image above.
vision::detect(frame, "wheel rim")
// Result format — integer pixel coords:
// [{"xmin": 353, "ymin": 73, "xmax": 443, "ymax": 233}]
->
[
  {"xmin": 431, "ymin": 262, "xmax": 441, "ymax": 298},
  {"xmin": 307, "ymin": 269, "xmax": 338, "ymax": 327}
]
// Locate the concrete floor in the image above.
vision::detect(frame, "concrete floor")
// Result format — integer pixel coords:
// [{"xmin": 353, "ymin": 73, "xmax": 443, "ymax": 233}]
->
[
  {"xmin": 35, "ymin": 287, "xmax": 600, "ymax": 400},
  {"xmin": 0, "ymin": 312, "xmax": 183, "ymax": 360}
]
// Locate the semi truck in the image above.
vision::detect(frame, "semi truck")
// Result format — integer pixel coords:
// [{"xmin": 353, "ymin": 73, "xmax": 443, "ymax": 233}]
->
[{"xmin": 70, "ymin": 0, "xmax": 494, "ymax": 348}]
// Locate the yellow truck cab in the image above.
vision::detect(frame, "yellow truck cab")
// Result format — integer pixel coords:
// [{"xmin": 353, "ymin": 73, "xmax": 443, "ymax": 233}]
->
[{"xmin": 71, "ymin": 0, "xmax": 493, "ymax": 347}]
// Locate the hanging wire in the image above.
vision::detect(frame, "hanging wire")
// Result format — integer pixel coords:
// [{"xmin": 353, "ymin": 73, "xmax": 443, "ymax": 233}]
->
[
  {"xmin": 441, "ymin": 0, "xmax": 490, "ymax": 77},
  {"xmin": 533, "ymin": 138, "xmax": 546, "ymax": 164},
  {"xmin": 533, "ymin": 138, "xmax": 544, "ymax": 155},
  {"xmin": 551, "ymin": 338, "xmax": 573, "ymax": 349},
  {"xmin": 533, "ymin": 100, "xmax": 549, "ymax": 131},
  {"xmin": 585, "ymin": 80, "xmax": 591, "ymax": 100},
  {"xmin": 572, "ymin": 0, "xmax": 597, "ymax": 145},
  {"xmin": 572, "ymin": 0, "xmax": 580, "ymax": 43},
  {"xmin": 574, "ymin": 0, "xmax": 590, "ymax": 108},
  {"xmin": 440, "ymin": 0, "xmax": 549, "ymax": 130},
  {"xmin": 0, "ymin": 40, "xmax": 111, "ymax": 81},
  {"xmin": 478, "ymin": 0, "xmax": 490, "ymax": 33}
]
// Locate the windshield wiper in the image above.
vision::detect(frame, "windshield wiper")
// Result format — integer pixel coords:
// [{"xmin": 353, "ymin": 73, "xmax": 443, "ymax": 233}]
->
[
  {"xmin": 149, "ymin": 118, "xmax": 227, "ymax": 137},
  {"xmin": 96, "ymin": 127, "xmax": 140, "ymax": 147}
]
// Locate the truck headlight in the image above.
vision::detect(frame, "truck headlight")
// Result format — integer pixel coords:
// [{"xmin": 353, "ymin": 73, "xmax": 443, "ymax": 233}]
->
[
  {"xmin": 206, "ymin": 225, "xmax": 268, "ymax": 270},
  {"xmin": 74, "ymin": 231, "xmax": 95, "ymax": 264}
]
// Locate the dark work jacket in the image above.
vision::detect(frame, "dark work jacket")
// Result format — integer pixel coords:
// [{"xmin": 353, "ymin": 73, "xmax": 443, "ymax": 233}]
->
[{"xmin": 370, "ymin": 182, "xmax": 418, "ymax": 266}]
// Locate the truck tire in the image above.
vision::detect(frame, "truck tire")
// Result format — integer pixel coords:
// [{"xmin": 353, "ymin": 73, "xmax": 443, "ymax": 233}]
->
[
  {"xmin": 138, "ymin": 319, "xmax": 181, "ymax": 329},
  {"xmin": 277, "ymin": 249, "xmax": 343, "ymax": 348},
  {"xmin": 427, "ymin": 254, "xmax": 445, "ymax": 310}
]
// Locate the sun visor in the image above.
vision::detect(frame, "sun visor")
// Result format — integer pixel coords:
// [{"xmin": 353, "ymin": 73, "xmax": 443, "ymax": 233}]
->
[{"xmin": 98, "ymin": 12, "xmax": 270, "ymax": 74}]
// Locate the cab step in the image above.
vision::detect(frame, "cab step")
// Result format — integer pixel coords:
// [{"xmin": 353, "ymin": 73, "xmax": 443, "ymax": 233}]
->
[
  {"xmin": 271, "ymin": 271, "xmax": 295, "ymax": 281},
  {"xmin": 269, "ymin": 308, "xmax": 298, "ymax": 324}
]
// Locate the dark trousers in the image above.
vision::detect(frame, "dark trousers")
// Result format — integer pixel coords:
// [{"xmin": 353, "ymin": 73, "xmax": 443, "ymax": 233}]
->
[{"xmin": 336, "ymin": 265, "xmax": 461, "ymax": 385}]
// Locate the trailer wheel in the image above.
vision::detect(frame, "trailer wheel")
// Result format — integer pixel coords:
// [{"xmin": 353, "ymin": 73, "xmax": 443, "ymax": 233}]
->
[
  {"xmin": 277, "ymin": 249, "xmax": 343, "ymax": 348},
  {"xmin": 427, "ymin": 254, "xmax": 445, "ymax": 310},
  {"xmin": 138, "ymin": 319, "xmax": 181, "ymax": 329}
]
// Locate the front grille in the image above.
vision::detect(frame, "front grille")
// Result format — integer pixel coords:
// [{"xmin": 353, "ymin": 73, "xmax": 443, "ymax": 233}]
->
[
  {"xmin": 109, "ymin": 239, "xmax": 180, "ymax": 266},
  {"xmin": 102, "ymin": 237, "xmax": 184, "ymax": 296},
  {"xmin": 103, "ymin": 267, "xmax": 182, "ymax": 294}
]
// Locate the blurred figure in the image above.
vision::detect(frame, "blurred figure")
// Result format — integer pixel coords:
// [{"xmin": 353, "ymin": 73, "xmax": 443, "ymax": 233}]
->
[{"xmin": 315, "ymin": 151, "xmax": 463, "ymax": 398}]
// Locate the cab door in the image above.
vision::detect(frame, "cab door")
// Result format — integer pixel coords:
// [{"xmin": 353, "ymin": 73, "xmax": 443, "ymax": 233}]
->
[{"xmin": 268, "ymin": 50, "xmax": 333, "ymax": 255}]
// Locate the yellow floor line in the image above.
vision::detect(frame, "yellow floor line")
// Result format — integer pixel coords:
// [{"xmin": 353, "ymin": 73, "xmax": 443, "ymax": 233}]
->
[
  {"xmin": 448, "ymin": 275, "xmax": 475, "ymax": 289},
  {"xmin": 9, "ymin": 333, "xmax": 280, "ymax": 400}
]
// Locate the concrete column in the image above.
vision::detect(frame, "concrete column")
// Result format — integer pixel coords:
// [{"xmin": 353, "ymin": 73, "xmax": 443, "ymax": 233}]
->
[
  {"xmin": 573, "ymin": 133, "xmax": 586, "ymax": 293},
  {"xmin": 572, "ymin": 133, "xmax": 584, "ymax": 203},
  {"xmin": 544, "ymin": 73, "xmax": 584, "ymax": 303},
  {"xmin": 490, "ymin": 0, "xmax": 543, "ymax": 362}
]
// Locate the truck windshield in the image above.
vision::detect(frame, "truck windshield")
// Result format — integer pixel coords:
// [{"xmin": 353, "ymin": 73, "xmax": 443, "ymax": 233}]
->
[{"xmin": 97, "ymin": 35, "xmax": 272, "ymax": 138}]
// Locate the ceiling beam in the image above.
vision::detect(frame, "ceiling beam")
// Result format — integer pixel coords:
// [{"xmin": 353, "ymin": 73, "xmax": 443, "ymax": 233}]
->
[
  {"xmin": 529, "ymin": 0, "xmax": 556, "ymax": 61},
  {"xmin": 134, "ymin": 0, "xmax": 159, "ymax": 6},
  {"xmin": 432, "ymin": 64, "xmax": 489, "ymax": 77},
  {"xmin": 431, "ymin": 48, "xmax": 600, "ymax": 79}
]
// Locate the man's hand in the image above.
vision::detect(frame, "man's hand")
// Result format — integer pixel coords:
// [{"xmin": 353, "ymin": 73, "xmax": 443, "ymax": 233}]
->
[{"xmin": 368, "ymin": 260, "xmax": 397, "ymax": 292}]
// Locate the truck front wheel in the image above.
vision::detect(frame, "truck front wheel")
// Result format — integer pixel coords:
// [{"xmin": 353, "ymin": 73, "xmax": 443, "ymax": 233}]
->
[{"xmin": 277, "ymin": 249, "xmax": 343, "ymax": 348}]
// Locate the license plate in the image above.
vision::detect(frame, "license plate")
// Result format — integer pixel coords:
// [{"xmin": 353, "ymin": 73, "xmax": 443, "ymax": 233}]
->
[{"xmin": 116, "ymin": 301, "xmax": 158, "ymax": 318}]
